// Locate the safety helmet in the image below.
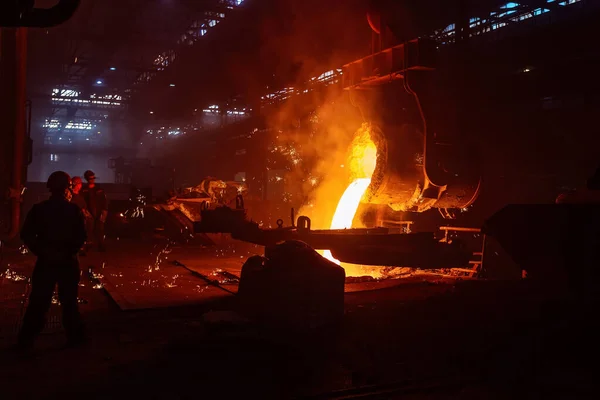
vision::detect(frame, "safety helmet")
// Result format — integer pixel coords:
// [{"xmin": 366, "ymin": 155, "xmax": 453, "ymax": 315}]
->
[
  {"xmin": 84, "ymin": 170, "xmax": 96, "ymax": 181},
  {"xmin": 47, "ymin": 171, "xmax": 72, "ymax": 193}
]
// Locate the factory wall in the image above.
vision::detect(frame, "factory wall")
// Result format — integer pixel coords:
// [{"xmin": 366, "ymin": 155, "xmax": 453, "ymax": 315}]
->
[{"xmin": 28, "ymin": 151, "xmax": 115, "ymax": 183}]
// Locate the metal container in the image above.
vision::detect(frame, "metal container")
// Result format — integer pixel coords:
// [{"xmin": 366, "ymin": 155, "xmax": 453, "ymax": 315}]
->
[{"xmin": 363, "ymin": 123, "xmax": 480, "ymax": 213}]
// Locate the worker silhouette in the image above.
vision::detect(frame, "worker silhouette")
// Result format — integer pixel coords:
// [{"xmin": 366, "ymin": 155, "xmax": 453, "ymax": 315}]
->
[
  {"xmin": 70, "ymin": 176, "xmax": 88, "ymax": 212},
  {"xmin": 82, "ymin": 170, "xmax": 108, "ymax": 252},
  {"xmin": 70, "ymin": 176, "xmax": 92, "ymax": 255},
  {"xmin": 17, "ymin": 171, "xmax": 87, "ymax": 350}
]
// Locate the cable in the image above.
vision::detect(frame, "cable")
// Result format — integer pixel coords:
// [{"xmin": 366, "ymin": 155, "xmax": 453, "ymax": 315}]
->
[{"xmin": 348, "ymin": 88, "xmax": 367, "ymax": 123}]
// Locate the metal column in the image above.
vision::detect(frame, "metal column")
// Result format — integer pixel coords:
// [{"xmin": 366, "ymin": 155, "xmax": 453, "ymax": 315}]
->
[{"xmin": 0, "ymin": 28, "xmax": 28, "ymax": 238}]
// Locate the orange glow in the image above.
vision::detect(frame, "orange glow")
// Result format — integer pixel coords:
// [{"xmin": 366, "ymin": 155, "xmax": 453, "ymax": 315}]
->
[
  {"xmin": 323, "ymin": 124, "xmax": 377, "ymax": 265},
  {"xmin": 323, "ymin": 178, "xmax": 371, "ymax": 264},
  {"xmin": 347, "ymin": 125, "xmax": 377, "ymax": 181}
]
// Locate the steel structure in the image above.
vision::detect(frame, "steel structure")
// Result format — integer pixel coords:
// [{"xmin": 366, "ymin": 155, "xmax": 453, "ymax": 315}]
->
[
  {"xmin": 258, "ymin": 0, "xmax": 588, "ymax": 109},
  {"xmin": 29, "ymin": 0, "xmax": 247, "ymax": 149},
  {"xmin": 139, "ymin": 0, "xmax": 589, "ymax": 147}
]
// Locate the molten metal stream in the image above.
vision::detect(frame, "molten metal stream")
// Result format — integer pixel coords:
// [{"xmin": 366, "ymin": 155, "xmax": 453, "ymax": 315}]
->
[
  {"xmin": 317, "ymin": 123, "xmax": 377, "ymax": 270},
  {"xmin": 323, "ymin": 177, "xmax": 372, "ymax": 264}
]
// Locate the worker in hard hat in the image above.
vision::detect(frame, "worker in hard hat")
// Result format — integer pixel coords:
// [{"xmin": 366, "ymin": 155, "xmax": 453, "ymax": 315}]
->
[
  {"xmin": 70, "ymin": 176, "xmax": 86, "ymax": 210},
  {"xmin": 17, "ymin": 171, "xmax": 87, "ymax": 351},
  {"xmin": 70, "ymin": 176, "xmax": 92, "ymax": 255},
  {"xmin": 82, "ymin": 170, "xmax": 108, "ymax": 252}
]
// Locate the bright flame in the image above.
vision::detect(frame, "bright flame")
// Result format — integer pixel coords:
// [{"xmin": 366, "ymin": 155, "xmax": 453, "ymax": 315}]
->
[
  {"xmin": 348, "ymin": 128, "xmax": 377, "ymax": 181},
  {"xmin": 323, "ymin": 178, "xmax": 372, "ymax": 264},
  {"xmin": 323, "ymin": 124, "xmax": 378, "ymax": 265}
]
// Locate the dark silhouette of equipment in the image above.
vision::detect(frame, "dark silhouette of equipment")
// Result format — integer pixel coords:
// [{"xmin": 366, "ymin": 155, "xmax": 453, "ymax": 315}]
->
[
  {"xmin": 483, "ymin": 204, "xmax": 600, "ymax": 300},
  {"xmin": 238, "ymin": 240, "xmax": 345, "ymax": 330},
  {"xmin": 194, "ymin": 205, "xmax": 472, "ymax": 270},
  {"xmin": 0, "ymin": 0, "xmax": 80, "ymax": 27}
]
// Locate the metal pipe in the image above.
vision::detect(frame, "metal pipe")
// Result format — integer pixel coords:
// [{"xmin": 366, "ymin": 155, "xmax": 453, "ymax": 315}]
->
[{"xmin": 439, "ymin": 226, "xmax": 481, "ymax": 233}]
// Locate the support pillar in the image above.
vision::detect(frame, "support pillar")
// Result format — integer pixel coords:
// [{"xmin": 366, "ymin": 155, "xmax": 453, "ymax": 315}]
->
[{"xmin": 0, "ymin": 27, "xmax": 28, "ymax": 238}]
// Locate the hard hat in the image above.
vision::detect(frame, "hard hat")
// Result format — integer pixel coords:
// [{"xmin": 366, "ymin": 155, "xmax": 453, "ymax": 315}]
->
[
  {"xmin": 84, "ymin": 170, "xmax": 96, "ymax": 180},
  {"xmin": 47, "ymin": 171, "xmax": 72, "ymax": 192}
]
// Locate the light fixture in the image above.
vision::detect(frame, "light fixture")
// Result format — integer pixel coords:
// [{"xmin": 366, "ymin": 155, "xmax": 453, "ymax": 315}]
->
[
  {"xmin": 169, "ymin": 83, "xmax": 176, "ymax": 87},
  {"xmin": 149, "ymin": 111, "xmax": 154, "ymax": 114},
  {"xmin": 109, "ymin": 67, "xmax": 116, "ymax": 71},
  {"xmin": 96, "ymin": 79, "xmax": 103, "ymax": 85}
]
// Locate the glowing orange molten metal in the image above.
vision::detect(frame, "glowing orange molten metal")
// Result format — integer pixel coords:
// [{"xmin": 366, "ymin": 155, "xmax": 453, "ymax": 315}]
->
[
  {"xmin": 322, "ymin": 178, "xmax": 372, "ymax": 264},
  {"xmin": 323, "ymin": 124, "xmax": 377, "ymax": 265}
]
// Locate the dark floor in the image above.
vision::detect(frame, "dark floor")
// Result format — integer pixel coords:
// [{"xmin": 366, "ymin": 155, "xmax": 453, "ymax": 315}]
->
[{"xmin": 0, "ymin": 238, "xmax": 596, "ymax": 399}]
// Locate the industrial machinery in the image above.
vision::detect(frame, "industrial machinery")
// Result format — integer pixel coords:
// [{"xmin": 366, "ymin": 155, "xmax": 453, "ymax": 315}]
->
[
  {"xmin": 157, "ymin": 9, "xmax": 495, "ymax": 272},
  {"xmin": 182, "ymin": 178, "xmax": 248, "ymax": 204},
  {"xmin": 154, "ymin": 177, "xmax": 247, "ymax": 222},
  {"xmin": 343, "ymin": 38, "xmax": 481, "ymax": 217},
  {"xmin": 192, "ymin": 195, "xmax": 474, "ymax": 270}
]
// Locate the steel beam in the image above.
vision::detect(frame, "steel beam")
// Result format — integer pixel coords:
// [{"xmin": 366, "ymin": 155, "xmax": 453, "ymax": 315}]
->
[{"xmin": 0, "ymin": 28, "xmax": 28, "ymax": 238}]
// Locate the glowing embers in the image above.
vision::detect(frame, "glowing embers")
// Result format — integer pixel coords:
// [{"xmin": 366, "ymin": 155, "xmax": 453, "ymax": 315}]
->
[{"xmin": 1, "ymin": 268, "xmax": 28, "ymax": 282}]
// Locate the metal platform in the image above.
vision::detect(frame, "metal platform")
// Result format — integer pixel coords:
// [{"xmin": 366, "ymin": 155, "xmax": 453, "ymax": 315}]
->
[
  {"xmin": 341, "ymin": 39, "xmax": 436, "ymax": 90},
  {"xmin": 193, "ymin": 208, "xmax": 473, "ymax": 270}
]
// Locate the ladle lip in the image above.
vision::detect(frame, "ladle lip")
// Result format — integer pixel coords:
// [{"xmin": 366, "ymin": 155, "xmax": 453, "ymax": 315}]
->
[{"xmin": 363, "ymin": 123, "xmax": 388, "ymax": 200}]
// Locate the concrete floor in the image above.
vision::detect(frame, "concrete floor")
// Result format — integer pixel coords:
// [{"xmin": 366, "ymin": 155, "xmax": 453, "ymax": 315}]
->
[{"xmin": 0, "ymin": 238, "xmax": 597, "ymax": 399}]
